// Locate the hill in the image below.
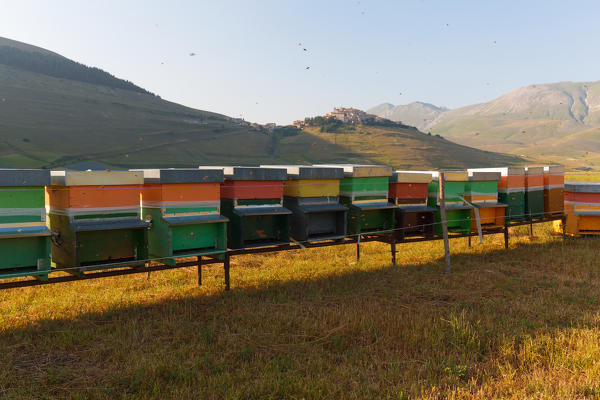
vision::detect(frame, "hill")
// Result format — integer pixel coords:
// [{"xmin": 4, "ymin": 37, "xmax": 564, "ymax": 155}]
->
[
  {"xmin": 0, "ymin": 37, "xmax": 522, "ymax": 169},
  {"xmin": 301, "ymin": 121, "xmax": 522, "ymax": 169},
  {"xmin": 369, "ymin": 81, "xmax": 600, "ymax": 169}
]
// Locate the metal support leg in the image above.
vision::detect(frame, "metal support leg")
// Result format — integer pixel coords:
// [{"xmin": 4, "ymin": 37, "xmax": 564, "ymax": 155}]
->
[
  {"xmin": 468, "ymin": 235, "xmax": 471, "ymax": 248},
  {"xmin": 197, "ymin": 256, "xmax": 202, "ymax": 286},
  {"xmin": 391, "ymin": 237, "xmax": 396, "ymax": 266},
  {"xmin": 356, "ymin": 235, "xmax": 361, "ymax": 262},
  {"xmin": 504, "ymin": 225, "xmax": 509, "ymax": 249},
  {"xmin": 224, "ymin": 254, "xmax": 230, "ymax": 291},
  {"xmin": 529, "ymin": 223, "xmax": 534, "ymax": 238}
]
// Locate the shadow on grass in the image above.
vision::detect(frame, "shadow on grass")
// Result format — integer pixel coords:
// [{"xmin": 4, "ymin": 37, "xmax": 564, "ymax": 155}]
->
[{"xmin": 1, "ymin": 233, "xmax": 600, "ymax": 398}]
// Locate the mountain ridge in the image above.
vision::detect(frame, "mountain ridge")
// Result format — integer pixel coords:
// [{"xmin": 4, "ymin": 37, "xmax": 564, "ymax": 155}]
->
[{"xmin": 369, "ymin": 81, "xmax": 600, "ymax": 168}]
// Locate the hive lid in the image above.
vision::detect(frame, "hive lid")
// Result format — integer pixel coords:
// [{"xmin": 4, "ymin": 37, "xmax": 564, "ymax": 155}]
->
[
  {"xmin": 50, "ymin": 170, "xmax": 144, "ymax": 186},
  {"xmin": 525, "ymin": 166, "xmax": 544, "ymax": 175},
  {"xmin": 261, "ymin": 165, "xmax": 344, "ymax": 179},
  {"xmin": 199, "ymin": 166, "xmax": 287, "ymax": 181},
  {"xmin": 468, "ymin": 171, "xmax": 501, "ymax": 181},
  {"xmin": 390, "ymin": 171, "xmax": 432, "ymax": 183},
  {"xmin": 427, "ymin": 171, "xmax": 468, "ymax": 181},
  {"xmin": 313, "ymin": 164, "xmax": 393, "ymax": 177},
  {"xmin": 136, "ymin": 168, "xmax": 224, "ymax": 184},
  {"xmin": 468, "ymin": 167, "xmax": 525, "ymax": 176},
  {"xmin": 0, "ymin": 169, "xmax": 50, "ymax": 187},
  {"xmin": 565, "ymin": 182, "xmax": 600, "ymax": 193},
  {"xmin": 544, "ymin": 165, "xmax": 564, "ymax": 174}
]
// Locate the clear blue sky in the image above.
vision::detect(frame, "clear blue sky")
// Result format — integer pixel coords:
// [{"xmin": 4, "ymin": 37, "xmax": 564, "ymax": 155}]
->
[{"xmin": 1, "ymin": 0, "xmax": 599, "ymax": 124}]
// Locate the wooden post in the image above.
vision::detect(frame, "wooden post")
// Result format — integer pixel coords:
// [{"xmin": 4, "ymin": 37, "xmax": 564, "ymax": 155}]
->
[
  {"xmin": 197, "ymin": 256, "xmax": 202, "ymax": 286},
  {"xmin": 504, "ymin": 225, "xmax": 509, "ymax": 249},
  {"xmin": 391, "ymin": 236, "xmax": 396, "ymax": 266},
  {"xmin": 439, "ymin": 172, "xmax": 451, "ymax": 273},
  {"xmin": 356, "ymin": 235, "xmax": 361, "ymax": 262},
  {"xmin": 467, "ymin": 235, "xmax": 471, "ymax": 248},
  {"xmin": 529, "ymin": 222, "xmax": 534, "ymax": 238},
  {"xmin": 224, "ymin": 254, "xmax": 230, "ymax": 291}
]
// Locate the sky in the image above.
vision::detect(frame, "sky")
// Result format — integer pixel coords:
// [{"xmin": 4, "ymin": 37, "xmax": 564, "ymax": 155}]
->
[{"xmin": 1, "ymin": 0, "xmax": 599, "ymax": 124}]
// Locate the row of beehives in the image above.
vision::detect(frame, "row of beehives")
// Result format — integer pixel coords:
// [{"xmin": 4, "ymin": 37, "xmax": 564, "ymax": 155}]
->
[{"xmin": 0, "ymin": 164, "xmax": 576, "ymax": 281}]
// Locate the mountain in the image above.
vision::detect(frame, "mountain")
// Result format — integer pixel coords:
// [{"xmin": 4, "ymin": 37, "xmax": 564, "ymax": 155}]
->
[
  {"xmin": 0, "ymin": 37, "xmax": 522, "ymax": 169},
  {"xmin": 367, "ymin": 102, "xmax": 448, "ymax": 131},
  {"xmin": 369, "ymin": 81, "xmax": 600, "ymax": 169}
]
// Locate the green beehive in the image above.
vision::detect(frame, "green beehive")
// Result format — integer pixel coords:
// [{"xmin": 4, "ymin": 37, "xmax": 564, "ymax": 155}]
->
[
  {"xmin": 426, "ymin": 171, "xmax": 471, "ymax": 235},
  {"xmin": 469, "ymin": 167, "xmax": 526, "ymax": 223},
  {"xmin": 315, "ymin": 164, "xmax": 395, "ymax": 236},
  {"xmin": 139, "ymin": 169, "xmax": 228, "ymax": 264},
  {"xmin": 0, "ymin": 169, "xmax": 51, "ymax": 280},
  {"xmin": 465, "ymin": 171, "xmax": 506, "ymax": 230},
  {"xmin": 47, "ymin": 170, "xmax": 148, "ymax": 273},
  {"xmin": 525, "ymin": 166, "xmax": 545, "ymax": 220}
]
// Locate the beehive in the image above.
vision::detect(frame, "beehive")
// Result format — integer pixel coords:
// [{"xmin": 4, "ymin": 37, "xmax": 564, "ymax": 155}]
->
[
  {"xmin": 206, "ymin": 167, "xmax": 291, "ymax": 249},
  {"xmin": 465, "ymin": 171, "xmax": 506, "ymax": 230},
  {"xmin": 262, "ymin": 165, "xmax": 347, "ymax": 242},
  {"xmin": 139, "ymin": 169, "xmax": 228, "ymax": 263},
  {"xmin": 426, "ymin": 171, "xmax": 472, "ymax": 235},
  {"xmin": 388, "ymin": 171, "xmax": 435, "ymax": 239},
  {"xmin": 543, "ymin": 165, "xmax": 564, "ymax": 217},
  {"xmin": 560, "ymin": 183, "xmax": 600, "ymax": 236},
  {"xmin": 525, "ymin": 166, "xmax": 545, "ymax": 220},
  {"xmin": 314, "ymin": 164, "xmax": 395, "ymax": 236},
  {"xmin": 0, "ymin": 169, "xmax": 51, "ymax": 280},
  {"xmin": 47, "ymin": 170, "xmax": 148, "ymax": 272},
  {"xmin": 469, "ymin": 167, "xmax": 526, "ymax": 222}
]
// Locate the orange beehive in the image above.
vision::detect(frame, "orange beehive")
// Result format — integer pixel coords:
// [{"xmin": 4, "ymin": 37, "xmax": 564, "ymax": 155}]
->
[
  {"xmin": 559, "ymin": 183, "xmax": 600, "ymax": 236},
  {"xmin": 139, "ymin": 169, "xmax": 227, "ymax": 261},
  {"xmin": 47, "ymin": 170, "xmax": 148, "ymax": 271},
  {"xmin": 543, "ymin": 165, "xmax": 564, "ymax": 217}
]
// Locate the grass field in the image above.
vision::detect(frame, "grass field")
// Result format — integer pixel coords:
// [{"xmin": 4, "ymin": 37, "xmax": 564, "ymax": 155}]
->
[{"xmin": 2, "ymin": 223, "xmax": 600, "ymax": 399}]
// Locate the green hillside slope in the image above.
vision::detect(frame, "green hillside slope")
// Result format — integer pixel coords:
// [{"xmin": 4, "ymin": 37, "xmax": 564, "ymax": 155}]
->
[
  {"xmin": 302, "ymin": 123, "xmax": 522, "ymax": 169},
  {"xmin": 0, "ymin": 36, "xmax": 523, "ymax": 169}
]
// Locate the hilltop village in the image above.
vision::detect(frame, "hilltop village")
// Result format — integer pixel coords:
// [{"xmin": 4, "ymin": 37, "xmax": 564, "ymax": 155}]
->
[{"xmin": 228, "ymin": 107, "xmax": 406, "ymax": 132}]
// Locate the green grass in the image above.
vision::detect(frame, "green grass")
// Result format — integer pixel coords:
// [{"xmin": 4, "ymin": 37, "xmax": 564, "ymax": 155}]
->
[{"xmin": 3, "ymin": 224, "xmax": 600, "ymax": 398}]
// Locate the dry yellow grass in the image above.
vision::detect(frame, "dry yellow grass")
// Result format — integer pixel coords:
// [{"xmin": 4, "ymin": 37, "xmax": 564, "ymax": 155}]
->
[{"xmin": 1, "ymin": 224, "xmax": 600, "ymax": 399}]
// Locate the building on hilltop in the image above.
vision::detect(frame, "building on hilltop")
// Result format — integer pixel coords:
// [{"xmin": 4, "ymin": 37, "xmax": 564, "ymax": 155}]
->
[{"xmin": 324, "ymin": 107, "xmax": 386, "ymax": 124}]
